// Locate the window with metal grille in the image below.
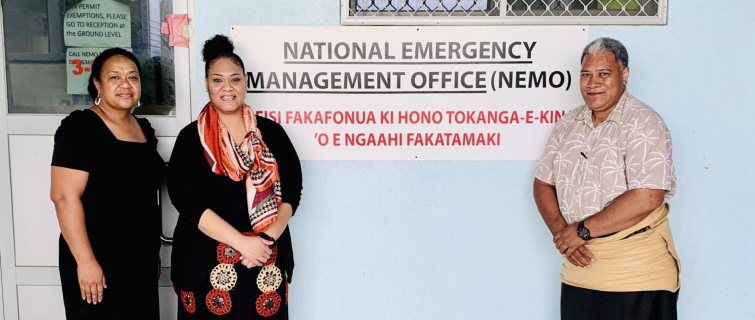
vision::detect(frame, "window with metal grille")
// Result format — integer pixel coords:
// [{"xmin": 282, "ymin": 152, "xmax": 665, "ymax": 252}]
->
[{"xmin": 341, "ymin": 0, "xmax": 667, "ymax": 25}]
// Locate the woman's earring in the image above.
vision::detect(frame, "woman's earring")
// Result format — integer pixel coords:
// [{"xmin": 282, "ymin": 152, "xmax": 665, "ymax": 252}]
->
[
  {"xmin": 137, "ymin": 101, "xmax": 142, "ymax": 107},
  {"xmin": 94, "ymin": 94, "xmax": 101, "ymax": 106}
]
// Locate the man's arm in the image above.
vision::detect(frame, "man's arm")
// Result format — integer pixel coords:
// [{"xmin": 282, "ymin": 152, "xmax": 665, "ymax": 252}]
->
[
  {"xmin": 553, "ymin": 188, "xmax": 664, "ymax": 258},
  {"xmin": 583, "ymin": 188, "xmax": 665, "ymax": 237},
  {"xmin": 533, "ymin": 178, "xmax": 568, "ymax": 234},
  {"xmin": 534, "ymin": 178, "xmax": 594, "ymax": 267}
]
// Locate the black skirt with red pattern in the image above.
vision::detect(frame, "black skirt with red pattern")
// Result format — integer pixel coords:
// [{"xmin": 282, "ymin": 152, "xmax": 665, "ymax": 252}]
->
[{"xmin": 176, "ymin": 241, "xmax": 289, "ymax": 320}]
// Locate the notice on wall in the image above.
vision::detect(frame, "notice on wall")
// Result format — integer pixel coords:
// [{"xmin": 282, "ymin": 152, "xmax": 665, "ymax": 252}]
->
[
  {"xmin": 66, "ymin": 47, "xmax": 133, "ymax": 95},
  {"xmin": 64, "ymin": 0, "xmax": 131, "ymax": 48},
  {"xmin": 229, "ymin": 26, "xmax": 588, "ymax": 160},
  {"xmin": 65, "ymin": 47, "xmax": 105, "ymax": 95}
]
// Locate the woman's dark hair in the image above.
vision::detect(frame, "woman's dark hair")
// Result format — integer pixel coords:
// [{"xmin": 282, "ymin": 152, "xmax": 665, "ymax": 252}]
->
[
  {"xmin": 87, "ymin": 48, "xmax": 142, "ymax": 100},
  {"xmin": 202, "ymin": 34, "xmax": 245, "ymax": 77}
]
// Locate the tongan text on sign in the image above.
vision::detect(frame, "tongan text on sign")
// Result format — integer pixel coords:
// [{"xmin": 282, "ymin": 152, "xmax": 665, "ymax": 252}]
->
[{"xmin": 229, "ymin": 26, "xmax": 588, "ymax": 160}]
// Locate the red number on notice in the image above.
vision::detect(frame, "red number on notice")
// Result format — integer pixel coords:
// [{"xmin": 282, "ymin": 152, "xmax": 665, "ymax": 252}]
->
[{"xmin": 71, "ymin": 59, "xmax": 83, "ymax": 75}]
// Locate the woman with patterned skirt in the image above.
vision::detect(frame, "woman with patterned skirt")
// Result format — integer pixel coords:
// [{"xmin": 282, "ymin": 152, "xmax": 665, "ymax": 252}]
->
[{"xmin": 167, "ymin": 35, "xmax": 302, "ymax": 319}]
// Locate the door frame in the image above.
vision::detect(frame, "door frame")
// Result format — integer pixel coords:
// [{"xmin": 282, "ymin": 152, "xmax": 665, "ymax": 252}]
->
[
  {"xmin": 0, "ymin": 0, "xmax": 197, "ymax": 318},
  {"xmin": 0, "ymin": 6, "xmax": 15, "ymax": 318}
]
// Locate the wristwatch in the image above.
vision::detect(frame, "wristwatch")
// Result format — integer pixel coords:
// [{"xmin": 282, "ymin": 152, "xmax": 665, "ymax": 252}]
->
[{"xmin": 577, "ymin": 220, "xmax": 592, "ymax": 241}]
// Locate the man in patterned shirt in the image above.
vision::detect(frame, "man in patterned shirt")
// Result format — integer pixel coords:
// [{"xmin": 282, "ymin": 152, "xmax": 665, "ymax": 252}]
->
[{"xmin": 533, "ymin": 37, "xmax": 680, "ymax": 319}]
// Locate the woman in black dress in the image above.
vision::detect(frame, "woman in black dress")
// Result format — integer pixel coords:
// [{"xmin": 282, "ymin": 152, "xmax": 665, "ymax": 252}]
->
[
  {"xmin": 51, "ymin": 48, "xmax": 164, "ymax": 319},
  {"xmin": 168, "ymin": 35, "xmax": 302, "ymax": 319}
]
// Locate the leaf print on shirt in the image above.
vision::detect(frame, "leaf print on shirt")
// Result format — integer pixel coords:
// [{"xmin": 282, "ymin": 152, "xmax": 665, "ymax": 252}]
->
[{"xmin": 533, "ymin": 92, "xmax": 677, "ymax": 223}]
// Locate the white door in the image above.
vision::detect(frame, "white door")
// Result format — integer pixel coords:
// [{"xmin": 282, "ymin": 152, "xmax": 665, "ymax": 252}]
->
[{"xmin": 0, "ymin": 0, "xmax": 195, "ymax": 319}]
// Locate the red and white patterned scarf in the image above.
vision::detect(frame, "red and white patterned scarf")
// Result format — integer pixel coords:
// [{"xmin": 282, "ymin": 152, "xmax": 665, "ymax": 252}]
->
[{"xmin": 197, "ymin": 102, "xmax": 281, "ymax": 232}]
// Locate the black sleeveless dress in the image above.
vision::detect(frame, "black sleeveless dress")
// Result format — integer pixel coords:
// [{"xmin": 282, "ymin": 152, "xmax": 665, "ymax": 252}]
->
[{"xmin": 52, "ymin": 109, "xmax": 165, "ymax": 319}]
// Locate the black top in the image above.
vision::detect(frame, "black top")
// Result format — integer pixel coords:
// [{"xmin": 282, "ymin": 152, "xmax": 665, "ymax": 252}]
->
[
  {"xmin": 52, "ymin": 109, "xmax": 164, "ymax": 318},
  {"xmin": 167, "ymin": 116, "xmax": 302, "ymax": 290}
]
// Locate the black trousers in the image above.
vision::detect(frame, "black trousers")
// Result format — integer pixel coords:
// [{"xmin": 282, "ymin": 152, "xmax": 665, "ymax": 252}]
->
[{"xmin": 561, "ymin": 283, "xmax": 678, "ymax": 320}]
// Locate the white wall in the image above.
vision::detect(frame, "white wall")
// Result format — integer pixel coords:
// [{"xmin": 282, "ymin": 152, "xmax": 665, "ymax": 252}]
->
[
  {"xmin": 2, "ymin": 0, "xmax": 752, "ymax": 319},
  {"xmin": 191, "ymin": 0, "xmax": 755, "ymax": 319}
]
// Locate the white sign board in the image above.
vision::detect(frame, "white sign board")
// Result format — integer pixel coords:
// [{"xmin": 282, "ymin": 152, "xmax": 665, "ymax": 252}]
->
[
  {"xmin": 229, "ymin": 26, "xmax": 588, "ymax": 160},
  {"xmin": 64, "ymin": 0, "xmax": 131, "ymax": 48}
]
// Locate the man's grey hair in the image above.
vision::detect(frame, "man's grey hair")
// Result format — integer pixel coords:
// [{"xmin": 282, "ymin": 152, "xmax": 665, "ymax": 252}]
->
[{"xmin": 580, "ymin": 37, "xmax": 629, "ymax": 70}]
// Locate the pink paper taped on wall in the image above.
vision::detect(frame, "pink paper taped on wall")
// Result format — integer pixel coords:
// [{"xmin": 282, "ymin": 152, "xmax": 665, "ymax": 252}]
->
[{"xmin": 161, "ymin": 14, "xmax": 191, "ymax": 48}]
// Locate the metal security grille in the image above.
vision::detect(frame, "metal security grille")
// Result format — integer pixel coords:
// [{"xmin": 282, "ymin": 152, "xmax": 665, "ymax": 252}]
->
[{"xmin": 342, "ymin": 0, "xmax": 667, "ymax": 25}]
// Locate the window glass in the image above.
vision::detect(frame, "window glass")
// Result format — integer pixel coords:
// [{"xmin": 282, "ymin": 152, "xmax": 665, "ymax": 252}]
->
[{"xmin": 3, "ymin": 0, "xmax": 176, "ymax": 115}]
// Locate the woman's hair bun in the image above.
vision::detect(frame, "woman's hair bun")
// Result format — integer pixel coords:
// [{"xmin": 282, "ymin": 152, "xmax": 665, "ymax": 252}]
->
[{"xmin": 202, "ymin": 34, "xmax": 235, "ymax": 63}]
